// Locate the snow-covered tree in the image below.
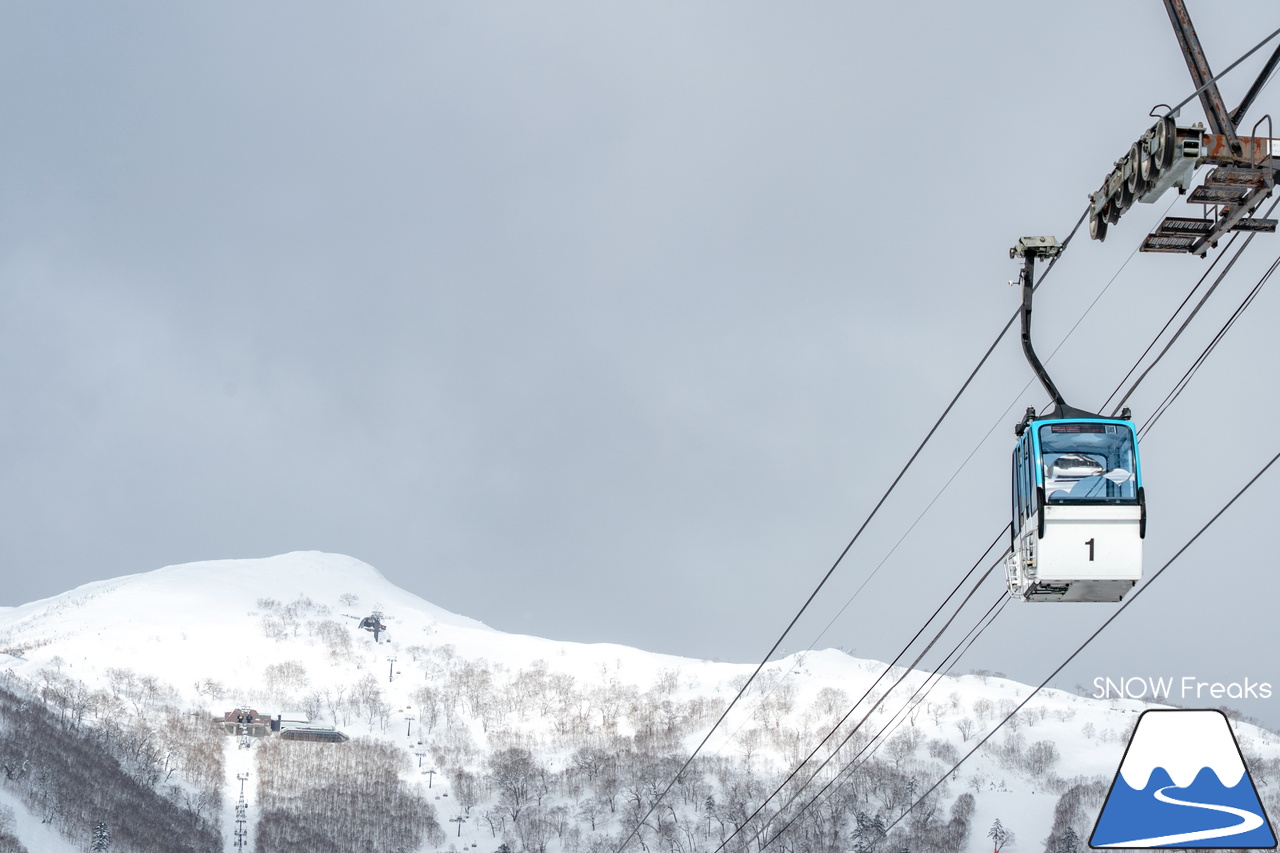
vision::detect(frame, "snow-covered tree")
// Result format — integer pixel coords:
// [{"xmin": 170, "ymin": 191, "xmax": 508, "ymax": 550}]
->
[
  {"xmin": 91, "ymin": 820, "xmax": 110, "ymax": 851},
  {"xmin": 852, "ymin": 811, "xmax": 886, "ymax": 853},
  {"xmin": 988, "ymin": 817, "xmax": 1013, "ymax": 852}
]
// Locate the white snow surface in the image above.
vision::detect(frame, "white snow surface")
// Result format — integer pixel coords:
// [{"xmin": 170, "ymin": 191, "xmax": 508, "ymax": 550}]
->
[
  {"xmin": 0, "ymin": 784, "xmax": 81, "ymax": 853},
  {"xmin": 0, "ymin": 551, "xmax": 1277, "ymax": 853},
  {"xmin": 0, "ymin": 551, "xmax": 745, "ymax": 708}
]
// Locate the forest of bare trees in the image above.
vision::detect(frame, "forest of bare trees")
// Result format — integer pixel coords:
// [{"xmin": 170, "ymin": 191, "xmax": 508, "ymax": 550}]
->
[
  {"xmin": 4, "ymin": 597, "xmax": 1279, "ymax": 853},
  {"xmin": 356, "ymin": 648, "xmax": 996, "ymax": 853},
  {"xmin": 0, "ymin": 679, "xmax": 220, "ymax": 852},
  {"xmin": 0, "ymin": 804, "xmax": 29, "ymax": 853},
  {"xmin": 255, "ymin": 736, "xmax": 445, "ymax": 853}
]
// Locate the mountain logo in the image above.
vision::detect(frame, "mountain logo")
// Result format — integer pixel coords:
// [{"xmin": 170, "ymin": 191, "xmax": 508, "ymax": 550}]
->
[{"xmin": 1090, "ymin": 709, "xmax": 1276, "ymax": 848}]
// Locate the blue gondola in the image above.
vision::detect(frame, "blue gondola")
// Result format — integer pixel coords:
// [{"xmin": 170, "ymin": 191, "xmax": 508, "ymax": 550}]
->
[
  {"xmin": 1005, "ymin": 238, "xmax": 1145, "ymax": 602},
  {"xmin": 1007, "ymin": 411, "xmax": 1144, "ymax": 601}
]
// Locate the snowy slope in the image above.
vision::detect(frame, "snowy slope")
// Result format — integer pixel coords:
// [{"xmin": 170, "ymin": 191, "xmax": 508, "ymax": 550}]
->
[
  {"xmin": 0, "ymin": 784, "xmax": 81, "ymax": 853},
  {"xmin": 0, "ymin": 551, "xmax": 1276, "ymax": 853},
  {"xmin": 0, "ymin": 552, "xmax": 717, "ymax": 702}
]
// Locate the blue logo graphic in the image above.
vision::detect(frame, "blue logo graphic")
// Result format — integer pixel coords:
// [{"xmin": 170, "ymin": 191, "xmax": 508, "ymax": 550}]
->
[{"xmin": 1091, "ymin": 709, "xmax": 1275, "ymax": 848}]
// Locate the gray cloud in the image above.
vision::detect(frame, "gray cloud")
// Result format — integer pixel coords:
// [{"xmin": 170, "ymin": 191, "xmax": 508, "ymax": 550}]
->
[{"xmin": 2, "ymin": 1, "xmax": 1279, "ymax": 723}]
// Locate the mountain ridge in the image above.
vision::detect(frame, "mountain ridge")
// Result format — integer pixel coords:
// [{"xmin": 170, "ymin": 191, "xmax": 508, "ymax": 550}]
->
[{"xmin": 1, "ymin": 551, "xmax": 1278, "ymax": 853}]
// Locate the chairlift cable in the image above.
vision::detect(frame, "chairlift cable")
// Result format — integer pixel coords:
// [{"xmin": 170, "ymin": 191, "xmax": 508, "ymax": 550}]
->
[
  {"xmin": 691, "ymin": 30, "xmax": 1280, "ymax": 848},
  {"xmin": 1141, "ymin": 252, "xmax": 1280, "ymax": 437},
  {"xmin": 737, "ymin": 199, "xmax": 1270, "ymax": 847},
  {"xmin": 718, "ymin": 195, "xmax": 1275, "ymax": 851},
  {"xmin": 883, "ymin": 446, "xmax": 1280, "ymax": 837},
  {"xmin": 707, "ymin": 538, "xmax": 1007, "ymax": 853},
  {"xmin": 727, "ymin": 201, "xmax": 1152, "ymax": 750},
  {"xmin": 620, "ymin": 30, "xmax": 1276, "ymax": 837},
  {"xmin": 1098, "ymin": 232, "xmax": 1239, "ymax": 414},
  {"xmin": 1109, "ymin": 196, "xmax": 1280, "ymax": 415},
  {"xmin": 684, "ymin": 203, "xmax": 1261, "ymax": 853},
  {"xmin": 611, "ymin": 208, "xmax": 1089, "ymax": 853},
  {"xmin": 772, "ymin": 232, "xmax": 1278, "ymax": 832},
  {"xmin": 750, "ymin": 592, "xmax": 1011, "ymax": 853},
  {"xmin": 704, "ymin": 215, "xmax": 1147, "ymax": 761},
  {"xmin": 1162, "ymin": 25, "xmax": 1280, "ymax": 119}
]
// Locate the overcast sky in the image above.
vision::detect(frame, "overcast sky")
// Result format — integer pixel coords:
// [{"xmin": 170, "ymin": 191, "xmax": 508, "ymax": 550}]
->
[{"xmin": 3, "ymin": 2, "xmax": 1280, "ymax": 725}]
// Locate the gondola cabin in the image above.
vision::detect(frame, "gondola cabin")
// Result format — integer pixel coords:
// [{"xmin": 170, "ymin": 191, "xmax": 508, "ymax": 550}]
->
[{"xmin": 1006, "ymin": 416, "xmax": 1145, "ymax": 602}]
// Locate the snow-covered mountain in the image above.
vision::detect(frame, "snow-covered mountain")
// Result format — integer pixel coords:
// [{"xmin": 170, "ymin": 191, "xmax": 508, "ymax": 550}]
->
[{"xmin": 0, "ymin": 552, "xmax": 1277, "ymax": 853}]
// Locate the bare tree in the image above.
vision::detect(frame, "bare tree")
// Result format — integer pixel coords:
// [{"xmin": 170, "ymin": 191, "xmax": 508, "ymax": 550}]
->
[
  {"xmin": 453, "ymin": 768, "xmax": 482, "ymax": 813},
  {"xmin": 576, "ymin": 796, "xmax": 606, "ymax": 831},
  {"xmin": 255, "ymin": 736, "xmax": 443, "ymax": 852},
  {"xmin": 488, "ymin": 746, "xmax": 546, "ymax": 824},
  {"xmin": 263, "ymin": 661, "xmax": 309, "ymax": 698},
  {"xmin": 1026, "ymin": 740, "xmax": 1059, "ymax": 777},
  {"xmin": 411, "ymin": 686, "xmax": 441, "ymax": 733}
]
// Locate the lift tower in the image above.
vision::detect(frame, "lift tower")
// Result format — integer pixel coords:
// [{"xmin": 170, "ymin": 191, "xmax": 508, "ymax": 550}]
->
[{"xmin": 1087, "ymin": 0, "xmax": 1280, "ymax": 256}]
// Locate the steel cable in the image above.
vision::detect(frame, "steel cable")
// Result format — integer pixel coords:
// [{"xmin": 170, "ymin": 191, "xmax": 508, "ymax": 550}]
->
[
  {"xmin": 610, "ymin": 207, "xmax": 1089, "ymax": 853},
  {"xmin": 883, "ymin": 447, "xmax": 1280, "ymax": 838}
]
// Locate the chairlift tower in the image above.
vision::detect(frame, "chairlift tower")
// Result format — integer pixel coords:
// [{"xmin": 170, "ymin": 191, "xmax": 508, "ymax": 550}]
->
[
  {"xmin": 1088, "ymin": 0, "xmax": 1280, "ymax": 255},
  {"xmin": 355, "ymin": 610, "xmax": 388, "ymax": 642}
]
